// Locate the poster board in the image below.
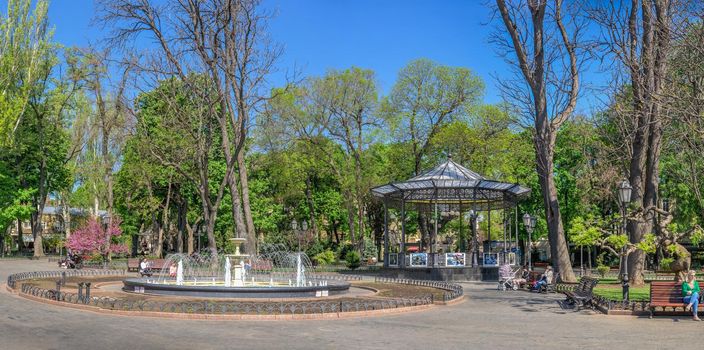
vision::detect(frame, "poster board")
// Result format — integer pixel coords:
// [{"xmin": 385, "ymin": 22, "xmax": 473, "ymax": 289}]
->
[
  {"xmin": 483, "ymin": 253, "xmax": 499, "ymax": 266},
  {"xmin": 388, "ymin": 253, "xmax": 398, "ymax": 266},
  {"xmin": 445, "ymin": 253, "xmax": 466, "ymax": 267},
  {"xmin": 410, "ymin": 253, "xmax": 428, "ymax": 267}
]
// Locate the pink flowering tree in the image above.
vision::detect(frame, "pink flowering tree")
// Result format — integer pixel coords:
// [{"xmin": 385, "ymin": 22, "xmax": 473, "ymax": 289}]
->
[{"xmin": 65, "ymin": 217, "xmax": 128, "ymax": 260}]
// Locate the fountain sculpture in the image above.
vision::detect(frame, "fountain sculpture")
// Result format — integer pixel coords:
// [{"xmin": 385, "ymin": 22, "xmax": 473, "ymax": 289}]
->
[{"xmin": 123, "ymin": 241, "xmax": 349, "ymax": 298}]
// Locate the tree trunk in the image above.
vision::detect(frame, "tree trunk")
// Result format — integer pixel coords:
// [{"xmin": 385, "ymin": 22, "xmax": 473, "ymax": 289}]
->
[
  {"xmin": 186, "ymin": 222, "xmax": 195, "ymax": 255},
  {"xmin": 346, "ymin": 202, "xmax": 356, "ymax": 245},
  {"xmin": 205, "ymin": 212, "xmax": 218, "ymax": 257},
  {"xmin": 625, "ymin": 0, "xmax": 670, "ymax": 286},
  {"xmin": 237, "ymin": 151, "xmax": 257, "ymax": 253},
  {"xmin": 333, "ymin": 221, "xmax": 340, "ymax": 245},
  {"xmin": 61, "ymin": 197, "xmax": 71, "ymax": 240},
  {"xmin": 177, "ymin": 197, "xmax": 186, "ymax": 254},
  {"xmin": 31, "ymin": 210, "xmax": 44, "ymax": 257},
  {"xmin": 156, "ymin": 179, "xmax": 172, "ymax": 258},
  {"xmin": 227, "ymin": 172, "xmax": 249, "ymax": 252},
  {"xmin": 536, "ymin": 145, "xmax": 576, "ymax": 282}
]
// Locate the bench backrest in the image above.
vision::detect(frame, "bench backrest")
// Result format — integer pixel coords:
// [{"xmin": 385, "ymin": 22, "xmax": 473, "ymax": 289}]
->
[
  {"xmin": 131, "ymin": 258, "xmax": 168, "ymax": 270},
  {"xmin": 251, "ymin": 260, "xmax": 273, "ymax": 271},
  {"xmin": 650, "ymin": 281, "xmax": 683, "ymax": 304},
  {"xmin": 576, "ymin": 277, "xmax": 599, "ymax": 293},
  {"xmin": 127, "ymin": 258, "xmax": 140, "ymax": 268}
]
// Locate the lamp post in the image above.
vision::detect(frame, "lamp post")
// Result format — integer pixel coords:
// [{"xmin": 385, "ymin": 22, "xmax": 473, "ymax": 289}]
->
[
  {"xmin": 618, "ymin": 179, "xmax": 633, "ymax": 302},
  {"xmin": 291, "ymin": 219, "xmax": 308, "ymax": 252},
  {"xmin": 523, "ymin": 213, "xmax": 535, "ymax": 271}
]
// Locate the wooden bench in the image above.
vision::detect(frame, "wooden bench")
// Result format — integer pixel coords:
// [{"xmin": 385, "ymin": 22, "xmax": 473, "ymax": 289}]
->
[
  {"xmin": 562, "ymin": 276, "xmax": 599, "ymax": 310},
  {"xmin": 649, "ymin": 281, "xmax": 702, "ymax": 318},
  {"xmin": 127, "ymin": 258, "xmax": 140, "ymax": 272},
  {"xmin": 544, "ymin": 272, "xmax": 560, "ymax": 293},
  {"xmin": 251, "ymin": 260, "xmax": 273, "ymax": 271},
  {"xmin": 128, "ymin": 258, "xmax": 168, "ymax": 276}
]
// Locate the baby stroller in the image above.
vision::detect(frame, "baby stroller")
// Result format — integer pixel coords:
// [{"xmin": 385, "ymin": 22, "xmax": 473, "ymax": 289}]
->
[{"xmin": 498, "ymin": 264, "xmax": 518, "ymax": 291}]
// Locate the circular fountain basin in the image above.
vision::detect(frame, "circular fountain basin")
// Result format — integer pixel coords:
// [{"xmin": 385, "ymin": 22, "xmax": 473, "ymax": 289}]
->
[{"xmin": 122, "ymin": 278, "xmax": 351, "ymax": 298}]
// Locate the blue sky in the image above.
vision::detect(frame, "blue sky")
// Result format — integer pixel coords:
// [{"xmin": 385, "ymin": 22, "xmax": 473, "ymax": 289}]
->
[{"xmin": 43, "ymin": 0, "xmax": 601, "ymax": 114}]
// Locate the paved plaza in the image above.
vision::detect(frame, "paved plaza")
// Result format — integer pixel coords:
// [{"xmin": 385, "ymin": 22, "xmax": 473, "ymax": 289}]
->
[{"xmin": 0, "ymin": 259, "xmax": 698, "ymax": 349}]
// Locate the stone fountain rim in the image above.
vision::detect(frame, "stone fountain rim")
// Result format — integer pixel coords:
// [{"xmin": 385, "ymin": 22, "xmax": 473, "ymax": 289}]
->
[{"xmin": 123, "ymin": 278, "xmax": 351, "ymax": 293}]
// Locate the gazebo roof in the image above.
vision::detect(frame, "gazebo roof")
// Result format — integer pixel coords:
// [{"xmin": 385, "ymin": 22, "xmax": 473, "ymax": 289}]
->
[{"xmin": 371, "ymin": 156, "xmax": 530, "ymax": 210}]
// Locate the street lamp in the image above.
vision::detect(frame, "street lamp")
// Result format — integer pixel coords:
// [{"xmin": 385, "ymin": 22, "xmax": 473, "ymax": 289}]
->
[
  {"xmin": 618, "ymin": 179, "xmax": 633, "ymax": 302},
  {"xmin": 291, "ymin": 219, "xmax": 308, "ymax": 252},
  {"xmin": 523, "ymin": 213, "xmax": 536, "ymax": 271}
]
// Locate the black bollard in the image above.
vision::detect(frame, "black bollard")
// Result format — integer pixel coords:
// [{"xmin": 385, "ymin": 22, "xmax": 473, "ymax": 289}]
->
[
  {"xmin": 55, "ymin": 280, "xmax": 62, "ymax": 301},
  {"xmin": 77, "ymin": 282, "xmax": 84, "ymax": 303},
  {"xmin": 84, "ymin": 282, "xmax": 91, "ymax": 303},
  {"xmin": 61, "ymin": 271, "xmax": 66, "ymax": 286}
]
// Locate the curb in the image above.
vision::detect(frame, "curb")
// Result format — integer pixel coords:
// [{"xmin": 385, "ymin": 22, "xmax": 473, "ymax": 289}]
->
[{"xmin": 14, "ymin": 290, "xmax": 437, "ymax": 321}]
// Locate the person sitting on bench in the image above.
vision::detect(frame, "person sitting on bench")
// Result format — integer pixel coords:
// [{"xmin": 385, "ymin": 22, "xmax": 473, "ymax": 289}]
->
[
  {"xmin": 533, "ymin": 265, "xmax": 553, "ymax": 291},
  {"xmin": 139, "ymin": 258, "xmax": 152, "ymax": 277},
  {"xmin": 513, "ymin": 265, "xmax": 530, "ymax": 288},
  {"xmin": 683, "ymin": 270, "xmax": 701, "ymax": 321}
]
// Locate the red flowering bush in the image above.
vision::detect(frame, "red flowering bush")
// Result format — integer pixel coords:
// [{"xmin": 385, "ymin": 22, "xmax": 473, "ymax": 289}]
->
[{"xmin": 65, "ymin": 217, "xmax": 128, "ymax": 256}]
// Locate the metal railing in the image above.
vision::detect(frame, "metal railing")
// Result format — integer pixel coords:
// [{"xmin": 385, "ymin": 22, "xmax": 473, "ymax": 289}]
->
[
  {"xmin": 7, "ymin": 270, "xmax": 451, "ymax": 315},
  {"xmin": 7, "ymin": 269, "xmax": 126, "ymax": 289},
  {"xmin": 373, "ymin": 277, "xmax": 464, "ymax": 302}
]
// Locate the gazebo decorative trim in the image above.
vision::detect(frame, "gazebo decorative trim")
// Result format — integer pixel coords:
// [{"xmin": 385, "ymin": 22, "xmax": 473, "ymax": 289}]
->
[
  {"xmin": 371, "ymin": 155, "xmax": 531, "ymax": 269},
  {"xmin": 371, "ymin": 156, "xmax": 531, "ymax": 210}
]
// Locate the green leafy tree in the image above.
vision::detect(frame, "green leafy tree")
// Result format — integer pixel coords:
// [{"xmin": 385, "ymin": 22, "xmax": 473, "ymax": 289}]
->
[{"xmin": 0, "ymin": 0, "xmax": 53, "ymax": 144}]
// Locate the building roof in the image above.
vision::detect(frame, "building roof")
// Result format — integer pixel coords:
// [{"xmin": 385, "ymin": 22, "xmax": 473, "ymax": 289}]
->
[
  {"xmin": 42, "ymin": 206, "xmax": 109, "ymax": 218},
  {"xmin": 371, "ymin": 156, "xmax": 530, "ymax": 210}
]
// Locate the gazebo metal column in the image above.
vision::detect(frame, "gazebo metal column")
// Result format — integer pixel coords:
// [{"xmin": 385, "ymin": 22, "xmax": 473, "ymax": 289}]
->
[
  {"xmin": 501, "ymin": 209, "xmax": 508, "ymax": 264},
  {"xmin": 400, "ymin": 198, "xmax": 406, "ymax": 268},
  {"xmin": 383, "ymin": 202, "xmax": 389, "ymax": 268},
  {"xmin": 515, "ymin": 206, "xmax": 519, "ymax": 264},
  {"xmin": 433, "ymin": 190, "xmax": 438, "ymax": 266},
  {"xmin": 487, "ymin": 196, "xmax": 492, "ymax": 259}
]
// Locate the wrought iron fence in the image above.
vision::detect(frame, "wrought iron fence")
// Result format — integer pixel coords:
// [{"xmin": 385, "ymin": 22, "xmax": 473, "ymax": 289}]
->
[
  {"xmin": 7, "ymin": 270, "xmax": 447, "ymax": 315},
  {"xmin": 7, "ymin": 269, "xmax": 126, "ymax": 289},
  {"xmin": 18, "ymin": 282, "xmax": 433, "ymax": 314},
  {"xmin": 373, "ymin": 277, "xmax": 464, "ymax": 302}
]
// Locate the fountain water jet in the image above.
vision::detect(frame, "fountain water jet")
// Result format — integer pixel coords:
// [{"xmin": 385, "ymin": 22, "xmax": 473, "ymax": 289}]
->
[{"xmin": 122, "ymin": 246, "xmax": 350, "ymax": 298}]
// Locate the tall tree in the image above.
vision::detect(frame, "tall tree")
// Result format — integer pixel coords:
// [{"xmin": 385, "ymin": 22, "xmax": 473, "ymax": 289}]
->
[
  {"xmin": 382, "ymin": 58, "xmax": 484, "ymax": 175},
  {"xmin": 133, "ymin": 77, "xmax": 224, "ymax": 257},
  {"xmin": 74, "ymin": 48, "xmax": 133, "ymax": 259},
  {"xmin": 588, "ymin": 0, "xmax": 677, "ymax": 285},
  {"xmin": 493, "ymin": 0, "xmax": 584, "ymax": 282},
  {"xmin": 0, "ymin": 0, "xmax": 52, "ymax": 144},
  {"xmin": 99, "ymin": 0, "xmax": 282, "ymax": 254},
  {"xmin": 382, "ymin": 58, "xmax": 484, "ymax": 251},
  {"xmin": 306, "ymin": 68, "xmax": 380, "ymax": 249}
]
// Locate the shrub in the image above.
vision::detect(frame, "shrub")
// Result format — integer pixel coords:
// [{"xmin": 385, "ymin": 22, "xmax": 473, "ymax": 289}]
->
[
  {"xmin": 596, "ymin": 265, "xmax": 610, "ymax": 278},
  {"xmin": 660, "ymin": 257, "xmax": 674, "ymax": 271},
  {"xmin": 65, "ymin": 217, "xmax": 127, "ymax": 256},
  {"xmin": 337, "ymin": 243, "xmax": 355, "ymax": 260},
  {"xmin": 313, "ymin": 250, "xmax": 336, "ymax": 265},
  {"xmin": 306, "ymin": 241, "xmax": 326, "ymax": 258},
  {"xmin": 345, "ymin": 251, "xmax": 361, "ymax": 270},
  {"xmin": 362, "ymin": 238, "xmax": 377, "ymax": 260}
]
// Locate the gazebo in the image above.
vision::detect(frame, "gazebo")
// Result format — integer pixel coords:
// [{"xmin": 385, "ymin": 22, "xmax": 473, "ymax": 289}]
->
[{"xmin": 371, "ymin": 155, "xmax": 531, "ymax": 278}]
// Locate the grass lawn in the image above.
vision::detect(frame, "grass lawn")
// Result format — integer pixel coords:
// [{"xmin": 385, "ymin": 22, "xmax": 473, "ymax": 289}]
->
[{"xmin": 591, "ymin": 278, "xmax": 650, "ymax": 301}]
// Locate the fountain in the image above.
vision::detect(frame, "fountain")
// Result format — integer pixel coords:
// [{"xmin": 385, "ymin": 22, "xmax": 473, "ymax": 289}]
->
[
  {"xmin": 122, "ymin": 242, "xmax": 350, "ymax": 298},
  {"xmin": 224, "ymin": 257, "xmax": 231, "ymax": 287},
  {"xmin": 176, "ymin": 260, "xmax": 184, "ymax": 286}
]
